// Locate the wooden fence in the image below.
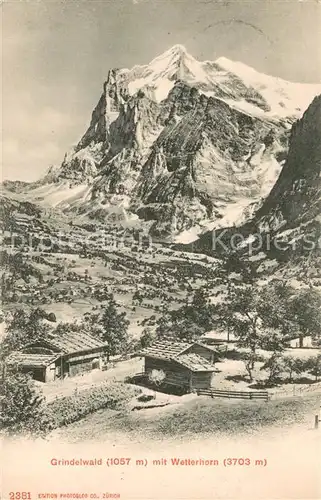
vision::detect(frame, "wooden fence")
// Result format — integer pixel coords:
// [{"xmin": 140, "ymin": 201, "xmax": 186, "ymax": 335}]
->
[{"xmin": 197, "ymin": 388, "xmax": 270, "ymax": 402}]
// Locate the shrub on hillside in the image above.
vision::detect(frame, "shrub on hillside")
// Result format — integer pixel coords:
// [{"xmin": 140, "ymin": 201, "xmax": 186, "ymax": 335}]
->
[
  {"xmin": 48, "ymin": 383, "xmax": 140, "ymax": 427},
  {"xmin": 260, "ymin": 354, "xmax": 285, "ymax": 384},
  {"xmin": 0, "ymin": 370, "xmax": 54, "ymax": 437},
  {"xmin": 305, "ymin": 354, "xmax": 321, "ymax": 381},
  {"xmin": 282, "ymin": 356, "xmax": 305, "ymax": 382}
]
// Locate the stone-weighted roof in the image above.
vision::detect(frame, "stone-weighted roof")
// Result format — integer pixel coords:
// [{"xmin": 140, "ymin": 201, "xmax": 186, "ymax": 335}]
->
[
  {"xmin": 6, "ymin": 352, "xmax": 60, "ymax": 367},
  {"xmin": 45, "ymin": 331, "xmax": 106, "ymax": 354},
  {"xmin": 141, "ymin": 339, "xmax": 192, "ymax": 359},
  {"xmin": 173, "ymin": 353, "xmax": 215, "ymax": 372},
  {"xmin": 25, "ymin": 331, "xmax": 107, "ymax": 355},
  {"xmin": 142, "ymin": 339, "xmax": 216, "ymax": 372}
]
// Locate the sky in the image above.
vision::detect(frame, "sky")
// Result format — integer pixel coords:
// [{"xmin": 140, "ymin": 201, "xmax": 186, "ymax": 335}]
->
[{"xmin": 2, "ymin": 0, "xmax": 321, "ymax": 182}]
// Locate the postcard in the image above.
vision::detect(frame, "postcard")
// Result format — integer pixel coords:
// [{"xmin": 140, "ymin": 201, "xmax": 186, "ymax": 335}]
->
[{"xmin": 1, "ymin": 0, "xmax": 321, "ymax": 498}]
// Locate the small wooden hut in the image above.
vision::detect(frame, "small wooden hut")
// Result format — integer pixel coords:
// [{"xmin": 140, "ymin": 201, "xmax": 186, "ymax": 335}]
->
[
  {"xmin": 6, "ymin": 331, "xmax": 108, "ymax": 382},
  {"xmin": 142, "ymin": 340, "xmax": 217, "ymax": 392}
]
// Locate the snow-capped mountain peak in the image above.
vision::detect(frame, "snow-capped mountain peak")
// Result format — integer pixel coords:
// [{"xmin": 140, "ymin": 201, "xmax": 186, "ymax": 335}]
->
[
  {"xmin": 27, "ymin": 45, "xmax": 321, "ymax": 239},
  {"xmin": 148, "ymin": 44, "xmax": 196, "ymax": 77},
  {"xmin": 106, "ymin": 46, "xmax": 321, "ymax": 118},
  {"xmin": 150, "ymin": 43, "xmax": 188, "ymax": 61},
  {"xmin": 214, "ymin": 55, "xmax": 321, "ymax": 118},
  {"xmin": 124, "ymin": 44, "xmax": 207, "ymax": 102}
]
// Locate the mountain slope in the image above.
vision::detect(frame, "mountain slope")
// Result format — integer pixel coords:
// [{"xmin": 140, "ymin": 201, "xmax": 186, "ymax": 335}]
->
[
  {"xmin": 256, "ymin": 94, "xmax": 321, "ymax": 229},
  {"xmin": 189, "ymin": 94, "xmax": 321, "ymax": 278}
]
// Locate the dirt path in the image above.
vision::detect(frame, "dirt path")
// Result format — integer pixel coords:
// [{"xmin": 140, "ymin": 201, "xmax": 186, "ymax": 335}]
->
[{"xmin": 40, "ymin": 358, "xmax": 143, "ymax": 402}]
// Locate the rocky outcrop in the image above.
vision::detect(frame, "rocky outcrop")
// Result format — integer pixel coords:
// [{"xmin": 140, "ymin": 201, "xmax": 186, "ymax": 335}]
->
[{"xmin": 78, "ymin": 69, "xmax": 130, "ymax": 151}]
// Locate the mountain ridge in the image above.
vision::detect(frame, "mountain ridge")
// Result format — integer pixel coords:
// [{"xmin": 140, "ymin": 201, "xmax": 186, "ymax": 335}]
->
[{"xmin": 19, "ymin": 45, "xmax": 321, "ymax": 235}]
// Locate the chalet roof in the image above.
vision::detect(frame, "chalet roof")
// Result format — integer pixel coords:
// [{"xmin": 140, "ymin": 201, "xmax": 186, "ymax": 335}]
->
[
  {"xmin": 26, "ymin": 331, "xmax": 107, "ymax": 355},
  {"xmin": 142, "ymin": 340, "xmax": 216, "ymax": 372},
  {"xmin": 142, "ymin": 340, "xmax": 192, "ymax": 359},
  {"xmin": 173, "ymin": 353, "xmax": 215, "ymax": 372},
  {"xmin": 6, "ymin": 352, "xmax": 60, "ymax": 368},
  {"xmin": 46, "ymin": 331, "xmax": 106, "ymax": 354}
]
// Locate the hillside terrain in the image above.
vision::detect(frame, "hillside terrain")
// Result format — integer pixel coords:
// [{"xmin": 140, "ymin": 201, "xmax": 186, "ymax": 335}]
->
[
  {"xmin": 0, "ymin": 191, "xmax": 221, "ymax": 332},
  {"xmin": 1, "ymin": 47, "xmax": 321, "ymax": 332}
]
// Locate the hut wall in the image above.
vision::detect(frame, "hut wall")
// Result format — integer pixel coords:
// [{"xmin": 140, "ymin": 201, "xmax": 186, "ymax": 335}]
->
[
  {"xmin": 21, "ymin": 366, "xmax": 46, "ymax": 382},
  {"xmin": 191, "ymin": 372, "xmax": 213, "ymax": 390},
  {"xmin": 68, "ymin": 358, "xmax": 96, "ymax": 377},
  {"xmin": 65, "ymin": 350, "xmax": 105, "ymax": 377},
  {"xmin": 45, "ymin": 362, "xmax": 56, "ymax": 382},
  {"xmin": 289, "ymin": 336, "xmax": 312, "ymax": 348},
  {"xmin": 144, "ymin": 356, "xmax": 191, "ymax": 389}
]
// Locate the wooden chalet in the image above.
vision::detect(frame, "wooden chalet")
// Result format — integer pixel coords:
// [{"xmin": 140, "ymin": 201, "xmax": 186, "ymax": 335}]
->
[
  {"xmin": 6, "ymin": 331, "xmax": 108, "ymax": 382},
  {"xmin": 141, "ymin": 340, "xmax": 218, "ymax": 392}
]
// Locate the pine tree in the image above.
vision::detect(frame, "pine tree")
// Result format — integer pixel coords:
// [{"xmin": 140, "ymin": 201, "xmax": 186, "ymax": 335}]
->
[
  {"xmin": 138, "ymin": 328, "xmax": 155, "ymax": 350},
  {"xmin": 99, "ymin": 296, "xmax": 130, "ymax": 360},
  {"xmin": 155, "ymin": 287, "xmax": 214, "ymax": 342}
]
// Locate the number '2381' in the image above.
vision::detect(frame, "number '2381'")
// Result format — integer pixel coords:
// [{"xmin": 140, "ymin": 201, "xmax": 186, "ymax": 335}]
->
[{"xmin": 9, "ymin": 493, "xmax": 31, "ymax": 499}]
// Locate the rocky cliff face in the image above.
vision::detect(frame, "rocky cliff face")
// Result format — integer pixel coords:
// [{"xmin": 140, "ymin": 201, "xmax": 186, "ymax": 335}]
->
[
  {"xmin": 132, "ymin": 83, "xmax": 287, "ymax": 235},
  {"xmin": 256, "ymin": 95, "xmax": 321, "ymax": 229},
  {"xmin": 190, "ymin": 95, "xmax": 321, "ymax": 272},
  {"xmin": 30, "ymin": 45, "xmax": 321, "ymax": 235}
]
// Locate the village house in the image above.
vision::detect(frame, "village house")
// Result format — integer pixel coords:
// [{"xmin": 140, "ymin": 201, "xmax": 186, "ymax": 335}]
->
[
  {"xmin": 287, "ymin": 335, "xmax": 320, "ymax": 348},
  {"xmin": 141, "ymin": 339, "xmax": 218, "ymax": 393},
  {"xmin": 6, "ymin": 331, "xmax": 108, "ymax": 382},
  {"xmin": 200, "ymin": 330, "xmax": 237, "ymax": 347}
]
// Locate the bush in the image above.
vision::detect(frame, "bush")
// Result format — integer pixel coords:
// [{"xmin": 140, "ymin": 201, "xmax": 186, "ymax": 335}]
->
[
  {"xmin": 260, "ymin": 354, "xmax": 285, "ymax": 384},
  {"xmin": 137, "ymin": 393, "xmax": 154, "ymax": 402},
  {"xmin": 48, "ymin": 382, "xmax": 140, "ymax": 427},
  {"xmin": 305, "ymin": 355, "xmax": 321, "ymax": 381},
  {"xmin": 0, "ymin": 370, "xmax": 54, "ymax": 437},
  {"xmin": 283, "ymin": 356, "xmax": 304, "ymax": 382}
]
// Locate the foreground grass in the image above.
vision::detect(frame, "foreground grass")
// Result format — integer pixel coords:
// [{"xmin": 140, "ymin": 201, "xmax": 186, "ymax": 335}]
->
[
  {"xmin": 47, "ymin": 382, "xmax": 140, "ymax": 428},
  {"xmin": 53, "ymin": 391, "xmax": 321, "ymax": 443}
]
